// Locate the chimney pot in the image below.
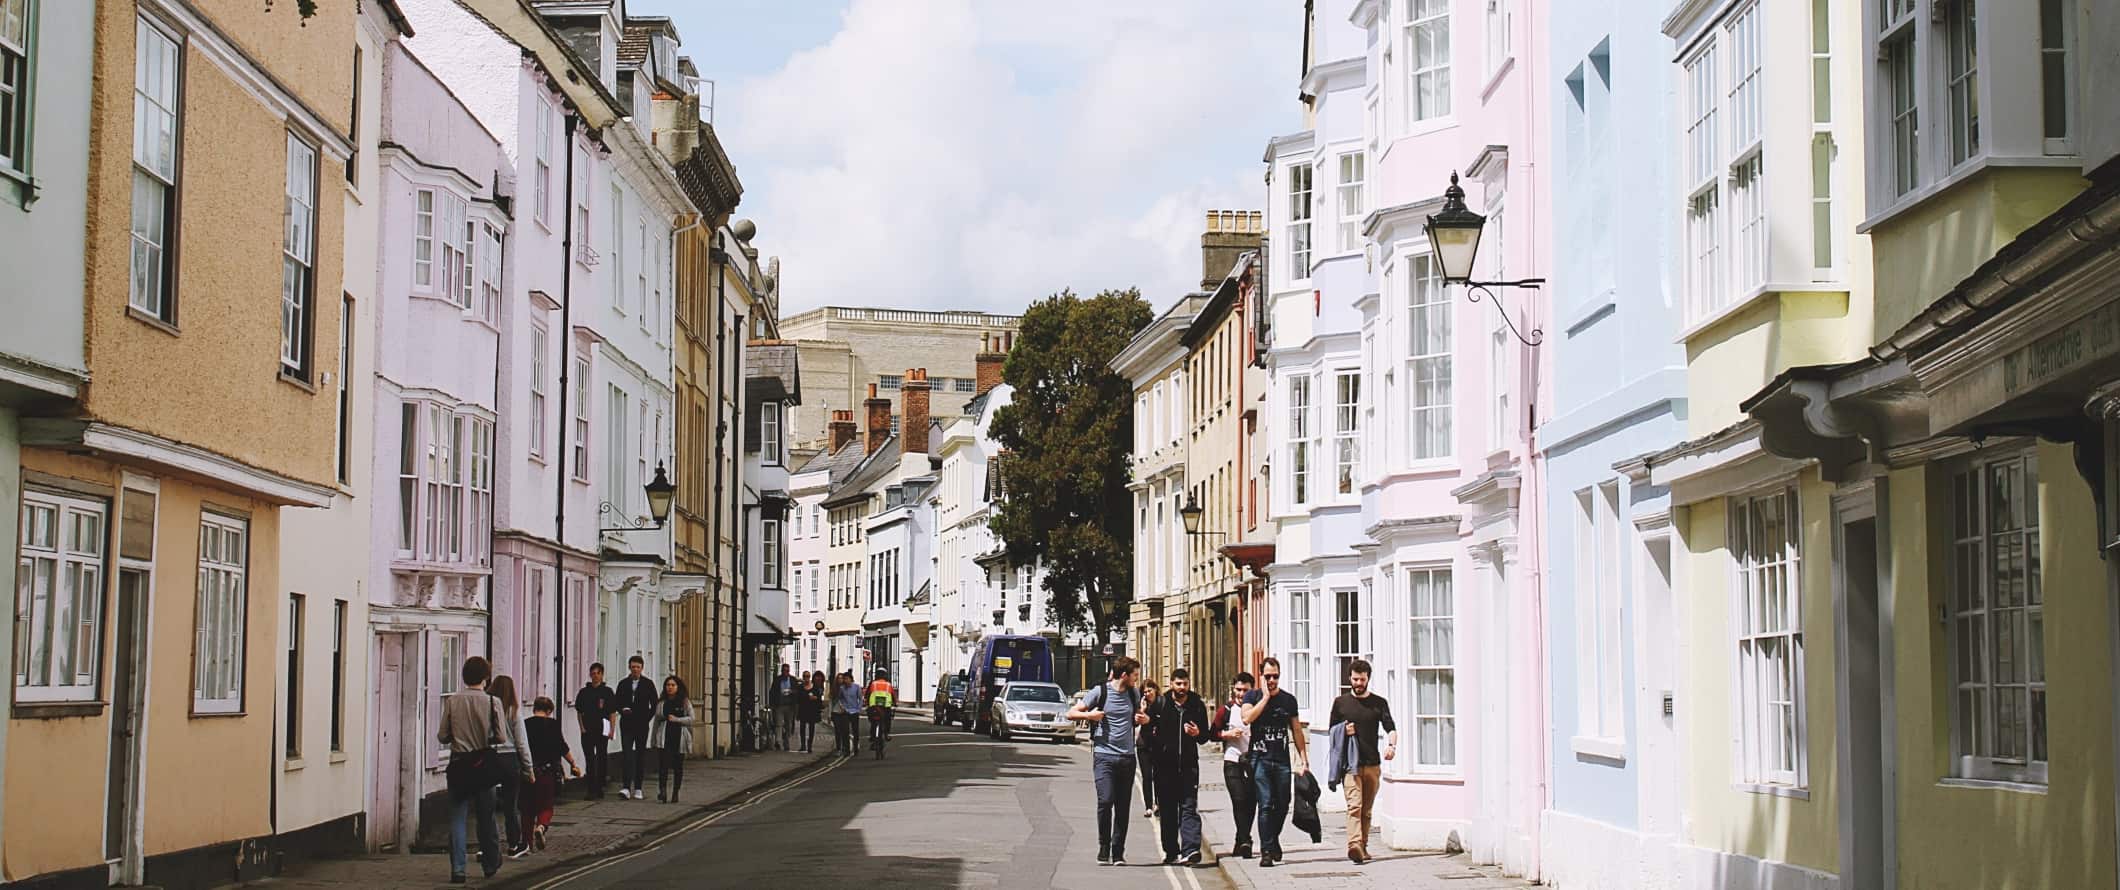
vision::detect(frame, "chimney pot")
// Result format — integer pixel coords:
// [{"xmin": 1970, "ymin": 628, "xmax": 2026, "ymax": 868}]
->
[
  {"xmin": 902, "ymin": 369, "xmax": 932, "ymax": 455},
  {"xmin": 828, "ymin": 409, "xmax": 858, "ymax": 452},
  {"xmin": 864, "ymin": 387, "xmax": 892, "ymax": 456}
]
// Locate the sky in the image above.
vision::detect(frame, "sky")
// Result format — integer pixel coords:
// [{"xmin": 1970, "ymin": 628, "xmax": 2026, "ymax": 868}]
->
[{"xmin": 663, "ymin": 0, "xmax": 1292, "ymax": 317}]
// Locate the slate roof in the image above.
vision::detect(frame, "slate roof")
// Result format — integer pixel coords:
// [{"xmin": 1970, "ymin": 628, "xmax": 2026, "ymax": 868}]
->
[
  {"xmin": 824, "ymin": 437, "xmax": 902, "ymax": 507},
  {"xmin": 744, "ymin": 341, "xmax": 802, "ymax": 405},
  {"xmin": 795, "ymin": 436, "xmax": 869, "ymax": 482}
]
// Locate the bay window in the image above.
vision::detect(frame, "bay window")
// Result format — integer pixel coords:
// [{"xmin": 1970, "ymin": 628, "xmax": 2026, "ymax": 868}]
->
[
  {"xmin": 1287, "ymin": 163, "xmax": 1312, "ymax": 280},
  {"xmin": 1406, "ymin": 254, "xmax": 1451, "ymax": 461},
  {"xmin": 1288, "ymin": 375, "xmax": 1313, "ymax": 505},
  {"xmin": 1407, "ymin": 567, "xmax": 1455, "ymax": 769},
  {"xmin": 1287, "ymin": 585, "xmax": 1313, "ymax": 708},
  {"xmin": 1406, "ymin": 0, "xmax": 1451, "ymax": 122},
  {"xmin": 1333, "ymin": 370, "xmax": 1359, "ymax": 495},
  {"xmin": 1336, "ymin": 153, "xmax": 1365, "ymax": 253}
]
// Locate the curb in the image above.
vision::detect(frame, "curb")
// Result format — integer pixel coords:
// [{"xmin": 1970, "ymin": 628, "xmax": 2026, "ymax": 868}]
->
[{"xmin": 485, "ymin": 752, "xmax": 835, "ymax": 889}]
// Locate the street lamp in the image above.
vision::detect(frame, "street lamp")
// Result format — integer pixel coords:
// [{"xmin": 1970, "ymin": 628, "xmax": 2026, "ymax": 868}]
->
[
  {"xmin": 1424, "ymin": 171, "xmax": 1546, "ymax": 346},
  {"xmin": 1180, "ymin": 492, "xmax": 1205, "ymax": 535},
  {"xmin": 600, "ymin": 462, "xmax": 677, "ymax": 532}
]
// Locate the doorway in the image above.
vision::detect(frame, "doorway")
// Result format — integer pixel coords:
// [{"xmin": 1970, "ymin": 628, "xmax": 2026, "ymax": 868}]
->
[
  {"xmin": 370, "ymin": 632, "xmax": 417, "ymax": 850},
  {"xmin": 1636, "ymin": 533, "xmax": 1681, "ymax": 837},
  {"xmin": 1835, "ymin": 497, "xmax": 1892, "ymax": 890},
  {"xmin": 105, "ymin": 568, "xmax": 150, "ymax": 884}
]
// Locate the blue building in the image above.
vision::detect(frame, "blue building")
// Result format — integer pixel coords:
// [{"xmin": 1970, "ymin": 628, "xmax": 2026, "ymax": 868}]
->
[{"xmin": 1535, "ymin": 4, "xmax": 1687, "ymax": 887}]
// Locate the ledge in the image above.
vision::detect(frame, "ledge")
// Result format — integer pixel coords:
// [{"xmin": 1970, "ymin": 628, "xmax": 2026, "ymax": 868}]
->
[
  {"xmin": 1570, "ymin": 735, "xmax": 1627, "ymax": 763},
  {"xmin": 11, "ymin": 700, "xmax": 106, "ymax": 719},
  {"xmin": 1733, "ymin": 782, "xmax": 1810, "ymax": 801},
  {"xmin": 1937, "ymin": 777, "xmax": 2047, "ymax": 795}
]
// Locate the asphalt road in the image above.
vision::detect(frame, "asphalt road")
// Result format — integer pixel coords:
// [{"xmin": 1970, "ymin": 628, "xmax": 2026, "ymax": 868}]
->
[{"xmin": 525, "ymin": 714, "xmax": 1237, "ymax": 890}]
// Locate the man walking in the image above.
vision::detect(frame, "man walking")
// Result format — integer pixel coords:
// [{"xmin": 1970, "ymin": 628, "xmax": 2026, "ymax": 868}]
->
[
  {"xmin": 571, "ymin": 664, "xmax": 616, "ymax": 799},
  {"xmin": 1210, "ymin": 672, "xmax": 1257, "ymax": 858},
  {"xmin": 1147, "ymin": 668, "xmax": 1211, "ymax": 866},
  {"xmin": 770, "ymin": 664, "xmax": 798, "ymax": 751},
  {"xmin": 1329, "ymin": 659, "xmax": 1397, "ymax": 863},
  {"xmin": 1242, "ymin": 656, "xmax": 1308, "ymax": 867},
  {"xmin": 1067, "ymin": 655, "xmax": 1148, "ymax": 866},
  {"xmin": 614, "ymin": 656, "xmax": 658, "ymax": 799},
  {"xmin": 836, "ymin": 671, "xmax": 864, "ymax": 754}
]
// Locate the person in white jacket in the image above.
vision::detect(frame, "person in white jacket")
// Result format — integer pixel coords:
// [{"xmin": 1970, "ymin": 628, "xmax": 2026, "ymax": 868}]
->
[{"xmin": 649, "ymin": 676, "xmax": 697, "ymax": 803}]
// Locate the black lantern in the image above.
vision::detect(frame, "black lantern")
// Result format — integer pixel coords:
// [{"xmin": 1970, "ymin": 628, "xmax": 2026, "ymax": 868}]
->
[
  {"xmin": 1424, "ymin": 172, "xmax": 1486, "ymax": 284},
  {"xmin": 1179, "ymin": 492, "xmax": 1205, "ymax": 535},
  {"xmin": 644, "ymin": 462, "xmax": 676, "ymax": 527}
]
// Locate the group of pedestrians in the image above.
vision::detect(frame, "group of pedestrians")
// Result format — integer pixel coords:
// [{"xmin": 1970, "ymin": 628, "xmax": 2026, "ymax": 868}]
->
[
  {"xmin": 768, "ymin": 664, "xmax": 837, "ymax": 753},
  {"xmin": 440, "ymin": 655, "xmax": 699, "ymax": 884},
  {"xmin": 820, "ymin": 667, "xmax": 897, "ymax": 754},
  {"xmin": 1068, "ymin": 654, "xmax": 1399, "ymax": 870}
]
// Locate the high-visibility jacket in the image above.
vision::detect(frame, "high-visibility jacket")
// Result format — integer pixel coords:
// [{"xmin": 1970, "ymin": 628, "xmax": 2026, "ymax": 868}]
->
[{"xmin": 866, "ymin": 680, "xmax": 896, "ymax": 708}]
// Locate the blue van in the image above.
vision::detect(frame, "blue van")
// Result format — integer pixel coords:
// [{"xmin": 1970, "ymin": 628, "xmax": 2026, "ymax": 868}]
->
[{"xmin": 966, "ymin": 634, "xmax": 1053, "ymax": 733}]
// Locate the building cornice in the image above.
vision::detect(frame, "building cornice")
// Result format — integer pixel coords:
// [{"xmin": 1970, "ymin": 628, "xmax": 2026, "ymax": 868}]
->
[
  {"xmin": 1363, "ymin": 194, "xmax": 1446, "ymax": 241},
  {"xmin": 1350, "ymin": 0, "xmax": 1382, "ymax": 28},
  {"xmin": 22, "ymin": 420, "xmax": 337, "ymax": 508},
  {"xmin": 1299, "ymin": 58, "xmax": 1366, "ymax": 100},
  {"xmin": 1263, "ymin": 129, "xmax": 1317, "ymax": 164}
]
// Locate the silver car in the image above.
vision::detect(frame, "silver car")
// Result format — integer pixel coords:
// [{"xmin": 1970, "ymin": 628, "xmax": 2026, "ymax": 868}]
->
[{"xmin": 988, "ymin": 681, "xmax": 1077, "ymax": 742}]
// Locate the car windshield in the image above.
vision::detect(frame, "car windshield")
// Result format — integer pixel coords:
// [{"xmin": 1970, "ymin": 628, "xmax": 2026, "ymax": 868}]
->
[{"xmin": 1006, "ymin": 685, "xmax": 1064, "ymax": 703}]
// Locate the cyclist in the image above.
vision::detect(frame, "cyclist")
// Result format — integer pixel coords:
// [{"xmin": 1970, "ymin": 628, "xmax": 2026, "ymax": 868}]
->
[{"xmin": 865, "ymin": 669, "xmax": 898, "ymax": 748}]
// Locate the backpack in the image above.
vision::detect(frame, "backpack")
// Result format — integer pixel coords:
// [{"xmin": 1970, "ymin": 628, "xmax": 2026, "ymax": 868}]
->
[{"xmin": 1084, "ymin": 683, "xmax": 1140, "ymax": 747}]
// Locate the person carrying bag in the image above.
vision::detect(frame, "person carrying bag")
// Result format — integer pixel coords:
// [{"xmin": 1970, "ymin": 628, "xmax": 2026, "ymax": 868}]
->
[{"xmin": 439, "ymin": 656, "xmax": 508, "ymax": 883}]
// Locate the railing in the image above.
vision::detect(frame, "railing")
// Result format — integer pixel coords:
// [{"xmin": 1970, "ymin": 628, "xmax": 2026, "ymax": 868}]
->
[{"xmin": 785, "ymin": 306, "xmax": 1022, "ymax": 328}]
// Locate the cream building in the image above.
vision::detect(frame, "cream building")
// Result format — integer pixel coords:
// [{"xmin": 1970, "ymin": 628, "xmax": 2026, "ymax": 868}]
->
[
  {"xmin": 1117, "ymin": 296, "xmax": 1204, "ymax": 685},
  {"xmin": 782, "ymin": 307, "xmax": 1019, "ymax": 452}
]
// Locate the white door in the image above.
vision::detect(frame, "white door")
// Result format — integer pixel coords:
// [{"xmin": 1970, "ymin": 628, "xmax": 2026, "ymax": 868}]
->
[
  {"xmin": 371, "ymin": 633, "xmax": 404, "ymax": 849},
  {"xmin": 1635, "ymin": 534, "xmax": 1681, "ymax": 837}
]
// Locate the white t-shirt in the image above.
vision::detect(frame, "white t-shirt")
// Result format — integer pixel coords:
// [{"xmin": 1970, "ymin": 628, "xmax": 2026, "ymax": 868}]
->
[{"xmin": 1221, "ymin": 702, "xmax": 1249, "ymax": 763}]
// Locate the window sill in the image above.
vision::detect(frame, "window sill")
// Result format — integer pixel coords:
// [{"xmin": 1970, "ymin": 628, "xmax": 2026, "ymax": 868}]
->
[
  {"xmin": 127, "ymin": 306, "xmax": 182, "ymax": 337},
  {"xmin": 0, "ymin": 165, "xmax": 37, "ymax": 209},
  {"xmin": 1672, "ymin": 283, "xmax": 1781, "ymax": 344},
  {"xmin": 1938, "ymin": 776, "xmax": 2047, "ymax": 795},
  {"xmin": 1571, "ymin": 735, "xmax": 1627, "ymax": 763},
  {"xmin": 1400, "ymin": 116, "xmax": 1458, "ymax": 143},
  {"xmin": 191, "ymin": 708, "xmax": 248, "ymax": 719},
  {"xmin": 279, "ymin": 370, "xmax": 318, "ymax": 394},
  {"xmin": 12, "ymin": 700, "xmax": 107, "ymax": 719},
  {"xmin": 1563, "ymin": 292, "xmax": 1617, "ymax": 336},
  {"xmin": 1385, "ymin": 770, "xmax": 1464, "ymax": 785},
  {"xmin": 1858, "ymin": 154, "xmax": 2085, "ymax": 235},
  {"xmin": 330, "ymin": 751, "xmax": 350, "ymax": 764},
  {"xmin": 1733, "ymin": 782, "xmax": 1809, "ymax": 800},
  {"xmin": 284, "ymin": 757, "xmax": 306, "ymax": 771},
  {"xmin": 528, "ymin": 453, "xmax": 547, "ymax": 467}
]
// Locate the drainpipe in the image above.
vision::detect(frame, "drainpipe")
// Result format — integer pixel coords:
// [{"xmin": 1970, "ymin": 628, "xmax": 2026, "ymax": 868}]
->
[
  {"xmin": 553, "ymin": 111, "xmax": 580, "ymax": 706},
  {"xmin": 709, "ymin": 242, "xmax": 727, "ymax": 749}
]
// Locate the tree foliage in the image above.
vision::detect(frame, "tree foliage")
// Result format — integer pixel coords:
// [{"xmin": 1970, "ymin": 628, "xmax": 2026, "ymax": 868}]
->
[{"xmin": 988, "ymin": 289, "xmax": 1153, "ymax": 644}]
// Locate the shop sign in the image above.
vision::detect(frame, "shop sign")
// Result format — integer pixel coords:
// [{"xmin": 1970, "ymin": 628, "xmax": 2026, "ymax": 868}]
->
[{"xmin": 2003, "ymin": 299, "xmax": 2120, "ymax": 396}]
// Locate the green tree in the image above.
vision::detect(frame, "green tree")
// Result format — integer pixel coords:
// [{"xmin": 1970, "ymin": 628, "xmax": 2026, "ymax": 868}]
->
[{"xmin": 989, "ymin": 288, "xmax": 1153, "ymax": 645}]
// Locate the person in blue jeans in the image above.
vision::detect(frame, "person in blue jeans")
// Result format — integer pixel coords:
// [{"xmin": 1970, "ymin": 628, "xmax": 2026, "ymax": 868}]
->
[
  {"xmin": 1242, "ymin": 656, "xmax": 1310, "ymax": 868},
  {"xmin": 438, "ymin": 655, "xmax": 506, "ymax": 884},
  {"xmin": 1068, "ymin": 655, "xmax": 1149, "ymax": 866}
]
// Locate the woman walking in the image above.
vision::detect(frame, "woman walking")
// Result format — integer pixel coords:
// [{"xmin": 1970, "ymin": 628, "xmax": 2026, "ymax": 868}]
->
[
  {"xmin": 489, "ymin": 676, "xmax": 534, "ymax": 858},
  {"xmin": 438, "ymin": 656, "xmax": 506, "ymax": 884},
  {"xmin": 520, "ymin": 696, "xmax": 582, "ymax": 854},
  {"xmin": 797, "ymin": 673, "xmax": 824, "ymax": 753},
  {"xmin": 1137, "ymin": 680, "xmax": 1161, "ymax": 818},
  {"xmin": 650, "ymin": 675, "xmax": 696, "ymax": 802}
]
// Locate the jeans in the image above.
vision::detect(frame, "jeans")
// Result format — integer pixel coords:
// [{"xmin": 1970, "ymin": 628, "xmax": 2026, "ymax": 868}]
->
[
  {"xmin": 832, "ymin": 712, "xmax": 854, "ymax": 752},
  {"xmin": 658, "ymin": 742, "xmax": 685, "ymax": 799},
  {"xmin": 774, "ymin": 704, "xmax": 797, "ymax": 749},
  {"xmin": 620, "ymin": 721, "xmax": 649, "ymax": 791},
  {"xmin": 581, "ymin": 727, "xmax": 609, "ymax": 797},
  {"xmin": 1137, "ymin": 749, "xmax": 1157, "ymax": 810},
  {"xmin": 1092, "ymin": 752, "xmax": 1136, "ymax": 857},
  {"xmin": 1251, "ymin": 755, "xmax": 1293, "ymax": 856},
  {"xmin": 799, "ymin": 718, "xmax": 818, "ymax": 751},
  {"xmin": 1342, "ymin": 764, "xmax": 1383, "ymax": 856},
  {"xmin": 1223, "ymin": 758, "xmax": 1256, "ymax": 847},
  {"xmin": 496, "ymin": 752, "xmax": 523, "ymax": 849},
  {"xmin": 1154, "ymin": 768, "xmax": 1201, "ymax": 857},
  {"xmin": 448, "ymin": 783, "xmax": 500, "ymax": 878}
]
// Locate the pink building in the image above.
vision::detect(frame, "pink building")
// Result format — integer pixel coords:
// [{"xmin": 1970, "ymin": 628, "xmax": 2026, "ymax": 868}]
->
[{"xmin": 1265, "ymin": 0, "xmax": 1549, "ymax": 876}]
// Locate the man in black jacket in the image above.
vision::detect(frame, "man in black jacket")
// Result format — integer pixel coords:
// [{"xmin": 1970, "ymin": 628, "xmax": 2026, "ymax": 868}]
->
[
  {"xmin": 613, "ymin": 656, "xmax": 659, "ymax": 799},
  {"xmin": 1148, "ymin": 668, "xmax": 1212, "ymax": 866},
  {"xmin": 572, "ymin": 663, "xmax": 617, "ymax": 799}
]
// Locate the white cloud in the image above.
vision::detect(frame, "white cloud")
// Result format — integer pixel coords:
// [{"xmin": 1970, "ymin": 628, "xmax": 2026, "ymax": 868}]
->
[{"xmin": 713, "ymin": 0, "xmax": 1288, "ymax": 316}]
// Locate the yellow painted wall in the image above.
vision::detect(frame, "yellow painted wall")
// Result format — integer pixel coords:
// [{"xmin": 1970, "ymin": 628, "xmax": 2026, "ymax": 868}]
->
[
  {"xmin": 1682, "ymin": 292, "xmax": 1864, "ymax": 436},
  {"xmin": 1676, "ymin": 471, "xmax": 1840, "ymax": 875},
  {"xmin": 82, "ymin": 0, "xmax": 344, "ymax": 489},
  {"xmin": 1885, "ymin": 445, "xmax": 2116, "ymax": 889},
  {"xmin": 6, "ymin": 450, "xmax": 277, "ymax": 879},
  {"xmin": 1868, "ymin": 167, "xmax": 2087, "ymax": 339}
]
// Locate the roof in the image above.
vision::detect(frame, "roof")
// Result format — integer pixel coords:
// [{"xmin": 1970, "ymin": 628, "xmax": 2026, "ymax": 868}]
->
[
  {"xmin": 823, "ymin": 438, "xmax": 902, "ymax": 506},
  {"xmin": 617, "ymin": 17, "xmax": 676, "ymax": 68},
  {"xmin": 744, "ymin": 341, "xmax": 802, "ymax": 405},
  {"xmin": 1179, "ymin": 251, "xmax": 1256, "ymax": 348},
  {"xmin": 374, "ymin": 0, "xmax": 414, "ymax": 36},
  {"xmin": 794, "ymin": 437, "xmax": 868, "ymax": 482},
  {"xmin": 672, "ymin": 124, "xmax": 742, "ymax": 218}
]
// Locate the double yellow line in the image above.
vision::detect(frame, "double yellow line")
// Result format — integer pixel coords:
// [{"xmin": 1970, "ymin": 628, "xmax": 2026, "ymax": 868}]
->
[{"xmin": 527, "ymin": 755, "xmax": 850, "ymax": 889}]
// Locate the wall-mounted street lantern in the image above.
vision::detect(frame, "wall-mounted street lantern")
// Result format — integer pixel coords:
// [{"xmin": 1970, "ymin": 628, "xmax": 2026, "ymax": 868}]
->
[
  {"xmin": 600, "ymin": 462, "xmax": 677, "ymax": 532},
  {"xmin": 1179, "ymin": 492, "xmax": 1222, "ymax": 538},
  {"xmin": 1425, "ymin": 172, "xmax": 1546, "ymax": 346}
]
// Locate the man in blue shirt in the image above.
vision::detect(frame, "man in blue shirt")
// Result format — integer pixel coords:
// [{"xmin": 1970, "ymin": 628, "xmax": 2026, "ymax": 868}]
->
[
  {"xmin": 836, "ymin": 671, "xmax": 865, "ymax": 755},
  {"xmin": 1068, "ymin": 655, "xmax": 1150, "ymax": 866}
]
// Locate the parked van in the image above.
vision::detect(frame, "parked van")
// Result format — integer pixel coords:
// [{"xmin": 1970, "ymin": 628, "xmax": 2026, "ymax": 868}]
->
[{"xmin": 966, "ymin": 634, "xmax": 1053, "ymax": 733}]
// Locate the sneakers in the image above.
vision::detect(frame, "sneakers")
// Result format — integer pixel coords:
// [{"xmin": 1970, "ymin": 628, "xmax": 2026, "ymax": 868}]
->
[
  {"xmin": 1260, "ymin": 852, "xmax": 1279, "ymax": 868},
  {"xmin": 508, "ymin": 844, "xmax": 530, "ymax": 859},
  {"xmin": 1231, "ymin": 841, "xmax": 1252, "ymax": 859},
  {"xmin": 1161, "ymin": 853, "xmax": 1179, "ymax": 866},
  {"xmin": 1096, "ymin": 850, "xmax": 1111, "ymax": 866},
  {"xmin": 1183, "ymin": 850, "xmax": 1202, "ymax": 867},
  {"xmin": 533, "ymin": 825, "xmax": 547, "ymax": 852},
  {"xmin": 1110, "ymin": 855, "xmax": 1127, "ymax": 867}
]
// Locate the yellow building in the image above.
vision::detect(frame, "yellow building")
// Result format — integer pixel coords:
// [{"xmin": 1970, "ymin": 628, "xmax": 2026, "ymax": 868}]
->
[
  {"xmin": 1656, "ymin": 1, "xmax": 2120, "ymax": 887},
  {"xmin": 6, "ymin": 0, "xmax": 362, "ymax": 884}
]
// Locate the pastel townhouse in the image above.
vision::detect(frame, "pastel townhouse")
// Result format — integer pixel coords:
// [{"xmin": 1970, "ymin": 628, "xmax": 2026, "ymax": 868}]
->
[
  {"xmin": 804, "ymin": 409, "xmax": 871, "ymax": 681},
  {"xmin": 742, "ymin": 338, "xmax": 800, "ymax": 710},
  {"xmin": 1531, "ymin": 0, "xmax": 1688, "ymax": 885},
  {"xmin": 1262, "ymin": 0, "xmax": 1552, "ymax": 871},
  {"xmin": 1661, "ymin": 0, "xmax": 2120, "ymax": 887}
]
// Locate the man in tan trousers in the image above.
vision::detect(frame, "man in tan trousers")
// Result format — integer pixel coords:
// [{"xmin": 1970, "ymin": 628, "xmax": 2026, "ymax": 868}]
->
[{"xmin": 1327, "ymin": 659, "xmax": 1397, "ymax": 864}]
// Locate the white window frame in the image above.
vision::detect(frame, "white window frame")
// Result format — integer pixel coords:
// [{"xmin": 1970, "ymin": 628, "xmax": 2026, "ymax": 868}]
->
[
  {"xmin": 609, "ymin": 184, "xmax": 625, "ymax": 311},
  {"xmin": 14, "ymin": 489, "xmax": 106, "ymax": 702},
  {"xmin": 1405, "ymin": 565, "xmax": 1456, "ymax": 772},
  {"xmin": 469, "ymin": 416, "xmax": 493, "ymax": 565},
  {"xmin": 528, "ymin": 324, "xmax": 548, "ymax": 460},
  {"xmin": 1336, "ymin": 152, "xmax": 1366, "ymax": 254},
  {"xmin": 1286, "ymin": 585, "xmax": 1314, "ymax": 711},
  {"xmin": 1405, "ymin": 253, "xmax": 1452, "ymax": 462},
  {"xmin": 1574, "ymin": 484, "xmax": 1625, "ymax": 744},
  {"xmin": 2038, "ymin": 0, "xmax": 2073, "ymax": 155},
  {"xmin": 1287, "ymin": 162, "xmax": 1313, "ymax": 282},
  {"xmin": 1287, "ymin": 375, "xmax": 1313, "ymax": 506},
  {"xmin": 761, "ymin": 402, "xmax": 782, "ymax": 466},
  {"xmin": 606, "ymin": 385, "xmax": 628, "ymax": 505},
  {"xmin": 0, "ymin": 0, "xmax": 33, "ymax": 178},
  {"xmin": 476, "ymin": 223, "xmax": 501, "ymax": 325},
  {"xmin": 1809, "ymin": 0, "xmax": 1839, "ymax": 278},
  {"xmin": 571, "ymin": 356, "xmax": 591, "ymax": 481},
  {"xmin": 763, "ymin": 519, "xmax": 782, "ymax": 589},
  {"xmin": 534, "ymin": 97, "xmax": 554, "ymax": 226},
  {"xmin": 1483, "ymin": 0, "xmax": 1510, "ymax": 78},
  {"xmin": 1682, "ymin": 42, "xmax": 1724, "ymax": 325},
  {"xmin": 412, "ymin": 188, "xmax": 436, "ymax": 290},
  {"xmin": 193, "ymin": 512, "xmax": 249, "ymax": 715},
  {"xmin": 1405, "ymin": 0, "xmax": 1451, "ymax": 123},
  {"xmin": 1730, "ymin": 486, "xmax": 1806, "ymax": 788},
  {"xmin": 396, "ymin": 401, "xmax": 418, "ymax": 556},
  {"xmin": 130, "ymin": 14, "xmax": 181, "ymax": 323},
  {"xmin": 1333, "ymin": 370, "xmax": 1360, "ymax": 496},
  {"xmin": 1942, "ymin": 0, "xmax": 1979, "ymax": 166},
  {"xmin": 281, "ymin": 132, "xmax": 318, "ymax": 379},
  {"xmin": 1949, "ymin": 447, "xmax": 2046, "ymax": 784},
  {"xmin": 1333, "ymin": 587, "xmax": 1367, "ymax": 697}
]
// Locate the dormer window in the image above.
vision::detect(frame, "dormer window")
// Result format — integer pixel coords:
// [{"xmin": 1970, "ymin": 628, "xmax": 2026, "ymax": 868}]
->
[{"xmin": 654, "ymin": 35, "xmax": 677, "ymax": 86}]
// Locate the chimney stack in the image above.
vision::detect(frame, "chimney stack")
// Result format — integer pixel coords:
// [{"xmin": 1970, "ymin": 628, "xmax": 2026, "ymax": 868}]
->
[
  {"xmin": 864, "ymin": 383, "xmax": 892, "ymax": 456},
  {"xmin": 901, "ymin": 369, "xmax": 931, "ymax": 455},
  {"xmin": 975, "ymin": 332, "xmax": 1008, "ymax": 396},
  {"xmin": 828, "ymin": 409, "xmax": 857, "ymax": 453},
  {"xmin": 1200, "ymin": 210, "xmax": 1266, "ymax": 292}
]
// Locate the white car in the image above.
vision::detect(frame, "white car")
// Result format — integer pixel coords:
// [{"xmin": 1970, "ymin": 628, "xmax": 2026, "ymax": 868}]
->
[{"xmin": 989, "ymin": 681, "xmax": 1078, "ymax": 742}]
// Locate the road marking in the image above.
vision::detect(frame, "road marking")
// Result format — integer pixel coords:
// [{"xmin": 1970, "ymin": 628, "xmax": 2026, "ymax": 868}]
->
[{"xmin": 528, "ymin": 755, "xmax": 849, "ymax": 890}]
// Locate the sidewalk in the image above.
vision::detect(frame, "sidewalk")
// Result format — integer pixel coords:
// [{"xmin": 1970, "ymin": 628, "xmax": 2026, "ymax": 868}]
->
[
  {"xmin": 238, "ymin": 748, "xmax": 829, "ymax": 889},
  {"xmin": 1189, "ymin": 748, "xmax": 1532, "ymax": 890}
]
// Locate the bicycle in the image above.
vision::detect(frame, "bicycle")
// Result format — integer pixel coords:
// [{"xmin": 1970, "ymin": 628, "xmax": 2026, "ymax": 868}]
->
[
  {"xmin": 867, "ymin": 704, "xmax": 891, "ymax": 759},
  {"xmin": 742, "ymin": 708, "xmax": 774, "ymax": 753}
]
